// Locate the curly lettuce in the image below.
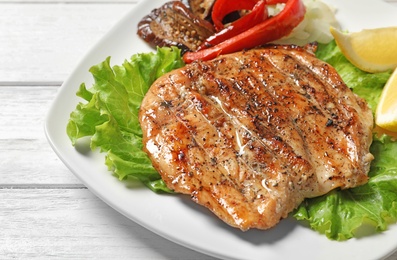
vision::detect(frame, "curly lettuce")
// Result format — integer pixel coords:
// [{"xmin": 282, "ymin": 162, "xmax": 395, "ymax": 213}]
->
[{"xmin": 67, "ymin": 46, "xmax": 184, "ymax": 192}]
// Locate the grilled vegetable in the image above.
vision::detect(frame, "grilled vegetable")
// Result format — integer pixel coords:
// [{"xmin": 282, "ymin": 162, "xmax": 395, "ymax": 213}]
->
[
  {"xmin": 183, "ymin": 0, "xmax": 306, "ymax": 63},
  {"xmin": 137, "ymin": 1, "xmax": 215, "ymax": 54}
]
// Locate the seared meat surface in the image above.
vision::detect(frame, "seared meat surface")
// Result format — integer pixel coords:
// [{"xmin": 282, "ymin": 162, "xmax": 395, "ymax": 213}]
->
[{"xmin": 139, "ymin": 45, "xmax": 374, "ymax": 231}]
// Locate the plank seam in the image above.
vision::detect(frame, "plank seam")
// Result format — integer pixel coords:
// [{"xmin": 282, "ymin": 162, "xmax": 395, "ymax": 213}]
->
[{"xmin": 0, "ymin": 184, "xmax": 87, "ymax": 189}]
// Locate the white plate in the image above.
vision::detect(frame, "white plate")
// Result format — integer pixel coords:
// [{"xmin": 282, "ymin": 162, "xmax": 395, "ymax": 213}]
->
[{"xmin": 45, "ymin": 1, "xmax": 397, "ymax": 259}]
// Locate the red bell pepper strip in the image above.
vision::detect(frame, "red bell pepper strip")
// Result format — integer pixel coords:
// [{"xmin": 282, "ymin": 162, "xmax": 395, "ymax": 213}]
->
[
  {"xmin": 183, "ymin": 0, "xmax": 306, "ymax": 64},
  {"xmin": 212, "ymin": 0, "xmax": 290, "ymax": 31},
  {"xmin": 199, "ymin": 0, "xmax": 268, "ymax": 49},
  {"xmin": 211, "ymin": 0, "xmax": 259, "ymax": 31}
]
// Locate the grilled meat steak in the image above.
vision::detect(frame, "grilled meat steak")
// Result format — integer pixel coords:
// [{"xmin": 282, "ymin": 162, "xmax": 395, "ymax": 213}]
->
[
  {"xmin": 137, "ymin": 1, "xmax": 215, "ymax": 54},
  {"xmin": 139, "ymin": 45, "xmax": 374, "ymax": 231}
]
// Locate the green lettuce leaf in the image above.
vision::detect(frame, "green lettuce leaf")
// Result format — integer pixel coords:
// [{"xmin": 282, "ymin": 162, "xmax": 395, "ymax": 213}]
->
[
  {"xmin": 67, "ymin": 46, "xmax": 184, "ymax": 192},
  {"xmin": 315, "ymin": 41, "xmax": 392, "ymax": 111},
  {"xmin": 293, "ymin": 41, "xmax": 397, "ymax": 240}
]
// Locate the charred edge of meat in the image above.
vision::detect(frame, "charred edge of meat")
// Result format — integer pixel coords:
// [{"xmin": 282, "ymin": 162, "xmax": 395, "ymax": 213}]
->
[
  {"xmin": 259, "ymin": 42, "xmax": 318, "ymax": 55},
  {"xmin": 137, "ymin": 1, "xmax": 215, "ymax": 54}
]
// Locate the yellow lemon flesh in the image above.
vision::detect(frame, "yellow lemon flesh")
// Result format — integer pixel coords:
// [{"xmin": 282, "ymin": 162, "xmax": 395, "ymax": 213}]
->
[
  {"xmin": 330, "ymin": 26, "xmax": 397, "ymax": 73},
  {"xmin": 376, "ymin": 68, "xmax": 397, "ymax": 132}
]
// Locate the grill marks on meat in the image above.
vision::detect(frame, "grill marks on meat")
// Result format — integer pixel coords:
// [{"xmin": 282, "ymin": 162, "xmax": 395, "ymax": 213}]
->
[{"xmin": 139, "ymin": 45, "xmax": 374, "ymax": 230}]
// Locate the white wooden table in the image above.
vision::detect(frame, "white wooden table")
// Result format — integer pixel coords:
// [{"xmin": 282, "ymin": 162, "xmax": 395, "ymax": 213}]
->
[{"xmin": 1, "ymin": 0, "xmax": 397, "ymax": 259}]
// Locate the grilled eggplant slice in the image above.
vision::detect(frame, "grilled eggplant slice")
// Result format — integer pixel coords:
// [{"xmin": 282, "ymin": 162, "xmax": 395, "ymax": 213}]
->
[
  {"xmin": 183, "ymin": 0, "xmax": 216, "ymax": 20},
  {"xmin": 137, "ymin": 1, "xmax": 215, "ymax": 53}
]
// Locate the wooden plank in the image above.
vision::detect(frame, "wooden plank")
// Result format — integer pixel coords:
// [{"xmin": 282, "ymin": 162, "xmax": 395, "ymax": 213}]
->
[
  {"xmin": 1, "ymin": 188, "xmax": 397, "ymax": 259},
  {"xmin": 0, "ymin": 86, "xmax": 58, "ymax": 140},
  {"xmin": 0, "ymin": 86, "xmax": 82, "ymax": 184},
  {"xmin": 0, "ymin": 3, "xmax": 134, "ymax": 83},
  {"xmin": 0, "ymin": 0, "xmax": 137, "ymax": 2},
  {"xmin": 0, "ymin": 138, "xmax": 82, "ymax": 185},
  {"xmin": 0, "ymin": 188, "xmax": 218, "ymax": 260}
]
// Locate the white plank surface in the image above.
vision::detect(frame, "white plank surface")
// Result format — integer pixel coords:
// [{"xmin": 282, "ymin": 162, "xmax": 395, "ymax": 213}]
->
[
  {"xmin": 0, "ymin": 86, "xmax": 81, "ymax": 184},
  {"xmin": 1, "ymin": 0, "xmax": 397, "ymax": 259},
  {"xmin": 0, "ymin": 189, "xmax": 216, "ymax": 259},
  {"xmin": 0, "ymin": 3, "xmax": 133, "ymax": 83}
]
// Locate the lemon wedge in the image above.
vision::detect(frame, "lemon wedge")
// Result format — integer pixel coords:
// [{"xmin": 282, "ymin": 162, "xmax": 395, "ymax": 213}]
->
[
  {"xmin": 330, "ymin": 26, "xmax": 397, "ymax": 73},
  {"xmin": 376, "ymin": 68, "xmax": 397, "ymax": 132}
]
